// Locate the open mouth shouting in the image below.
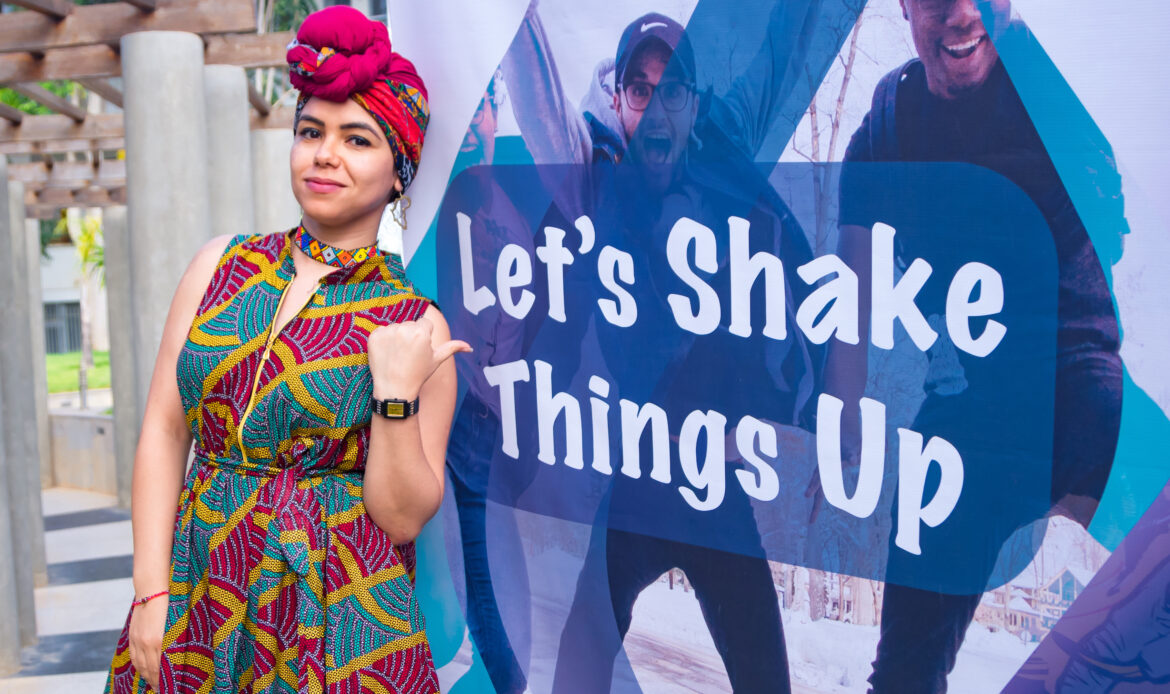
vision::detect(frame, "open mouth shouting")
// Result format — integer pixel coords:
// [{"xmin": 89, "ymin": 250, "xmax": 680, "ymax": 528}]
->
[
  {"xmin": 640, "ymin": 134, "xmax": 675, "ymax": 164},
  {"xmin": 941, "ymin": 34, "xmax": 985, "ymax": 60}
]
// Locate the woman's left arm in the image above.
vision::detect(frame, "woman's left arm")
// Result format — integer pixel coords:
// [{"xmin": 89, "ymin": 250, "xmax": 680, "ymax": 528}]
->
[{"xmin": 364, "ymin": 305, "xmax": 470, "ymax": 544}]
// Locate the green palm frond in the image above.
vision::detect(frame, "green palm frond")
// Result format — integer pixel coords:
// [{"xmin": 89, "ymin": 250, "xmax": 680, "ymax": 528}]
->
[{"xmin": 57, "ymin": 213, "xmax": 105, "ymax": 287}]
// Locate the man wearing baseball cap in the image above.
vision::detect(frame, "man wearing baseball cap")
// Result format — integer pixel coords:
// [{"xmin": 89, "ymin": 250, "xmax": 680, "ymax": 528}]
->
[
  {"xmin": 502, "ymin": 5, "xmax": 822, "ymax": 693},
  {"xmin": 608, "ymin": 12, "xmax": 698, "ymax": 185}
]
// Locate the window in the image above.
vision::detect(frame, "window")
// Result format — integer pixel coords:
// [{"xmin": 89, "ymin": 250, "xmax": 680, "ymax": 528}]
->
[{"xmin": 44, "ymin": 301, "xmax": 81, "ymax": 353}]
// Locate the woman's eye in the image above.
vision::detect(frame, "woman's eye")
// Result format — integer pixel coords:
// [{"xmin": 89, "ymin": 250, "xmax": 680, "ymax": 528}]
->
[
  {"xmin": 298, "ymin": 127, "xmax": 320, "ymax": 139},
  {"xmin": 349, "ymin": 135, "xmax": 372, "ymax": 147}
]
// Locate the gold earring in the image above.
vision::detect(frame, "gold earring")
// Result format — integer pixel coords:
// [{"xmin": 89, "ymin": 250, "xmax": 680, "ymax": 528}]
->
[{"xmin": 390, "ymin": 194, "xmax": 411, "ymax": 231}]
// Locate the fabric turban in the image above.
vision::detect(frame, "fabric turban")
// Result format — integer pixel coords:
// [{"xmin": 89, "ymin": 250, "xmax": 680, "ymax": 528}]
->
[{"xmin": 288, "ymin": 6, "xmax": 429, "ymax": 194}]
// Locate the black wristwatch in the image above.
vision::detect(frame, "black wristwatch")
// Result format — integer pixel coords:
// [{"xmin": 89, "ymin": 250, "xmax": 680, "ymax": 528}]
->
[{"xmin": 371, "ymin": 396, "xmax": 420, "ymax": 419}]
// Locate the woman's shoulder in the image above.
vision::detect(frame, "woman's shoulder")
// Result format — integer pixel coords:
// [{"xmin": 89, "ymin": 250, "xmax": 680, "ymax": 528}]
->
[
  {"xmin": 192, "ymin": 231, "xmax": 294, "ymax": 284},
  {"xmin": 189, "ymin": 230, "xmax": 279, "ymax": 269},
  {"xmin": 222, "ymin": 230, "xmax": 289, "ymax": 262},
  {"xmin": 181, "ymin": 231, "xmax": 288, "ymax": 314}
]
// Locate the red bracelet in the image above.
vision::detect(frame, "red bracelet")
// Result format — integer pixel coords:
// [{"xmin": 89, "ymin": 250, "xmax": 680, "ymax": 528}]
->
[{"xmin": 132, "ymin": 590, "xmax": 169, "ymax": 608}]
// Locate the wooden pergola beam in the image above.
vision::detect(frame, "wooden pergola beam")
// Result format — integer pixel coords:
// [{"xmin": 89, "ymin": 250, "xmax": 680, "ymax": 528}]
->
[
  {"xmin": 77, "ymin": 77, "xmax": 123, "ymax": 108},
  {"xmin": 0, "ymin": 102, "xmax": 24, "ymax": 124},
  {"xmin": 247, "ymin": 82, "xmax": 270, "ymax": 116},
  {"xmin": 9, "ymin": 160, "xmax": 54, "ymax": 185},
  {"xmin": 10, "ymin": 157, "xmax": 125, "ymax": 190},
  {"xmin": 0, "ymin": 31, "xmax": 292, "ymax": 85},
  {"xmin": 0, "ymin": 137, "xmax": 124, "ymax": 155},
  {"xmin": 9, "ymin": 83, "xmax": 86, "ymax": 122},
  {"xmin": 0, "ymin": 45, "xmax": 117, "ymax": 84},
  {"xmin": 0, "ymin": 0, "xmax": 255, "ymax": 54},
  {"xmin": 1, "ymin": 109, "xmax": 295, "ymax": 155},
  {"xmin": 207, "ymin": 31, "xmax": 292, "ymax": 70},
  {"xmin": 25, "ymin": 184, "xmax": 127, "ymax": 218},
  {"xmin": 0, "ymin": 112, "xmax": 120, "ymax": 142},
  {"xmin": 250, "ymin": 107, "xmax": 294, "ymax": 131},
  {"xmin": 5, "ymin": 0, "xmax": 75, "ymax": 20},
  {"xmin": 122, "ymin": 0, "xmax": 156, "ymax": 11}
]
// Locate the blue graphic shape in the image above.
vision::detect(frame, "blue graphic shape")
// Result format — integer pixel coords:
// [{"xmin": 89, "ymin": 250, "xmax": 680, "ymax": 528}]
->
[
  {"xmin": 1002, "ymin": 480, "xmax": 1170, "ymax": 693},
  {"xmin": 985, "ymin": 10, "xmax": 1170, "ymax": 550},
  {"xmin": 435, "ymin": 160, "xmax": 1058, "ymax": 595}
]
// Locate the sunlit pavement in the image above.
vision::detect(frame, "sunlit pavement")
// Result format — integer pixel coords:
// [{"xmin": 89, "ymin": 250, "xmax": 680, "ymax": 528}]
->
[{"xmin": 0, "ymin": 488, "xmax": 130, "ymax": 693}]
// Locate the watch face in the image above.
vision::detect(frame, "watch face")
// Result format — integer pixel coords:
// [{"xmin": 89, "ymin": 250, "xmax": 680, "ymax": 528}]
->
[{"xmin": 384, "ymin": 401, "xmax": 406, "ymax": 418}]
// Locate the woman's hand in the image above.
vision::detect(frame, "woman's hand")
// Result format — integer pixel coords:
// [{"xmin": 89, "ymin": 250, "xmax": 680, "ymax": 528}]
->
[
  {"xmin": 362, "ymin": 308, "xmax": 467, "ymax": 542},
  {"xmin": 367, "ymin": 316, "xmax": 471, "ymax": 400},
  {"xmin": 128, "ymin": 595, "xmax": 168, "ymax": 691}
]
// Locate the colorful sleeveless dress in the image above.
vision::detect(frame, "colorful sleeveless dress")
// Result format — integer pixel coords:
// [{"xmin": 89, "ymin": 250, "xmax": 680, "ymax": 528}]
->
[{"xmin": 104, "ymin": 230, "xmax": 440, "ymax": 694}]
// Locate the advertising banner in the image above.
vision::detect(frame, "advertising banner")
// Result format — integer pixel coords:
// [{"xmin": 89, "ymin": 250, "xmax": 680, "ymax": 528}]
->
[{"xmin": 390, "ymin": 1, "xmax": 1170, "ymax": 691}]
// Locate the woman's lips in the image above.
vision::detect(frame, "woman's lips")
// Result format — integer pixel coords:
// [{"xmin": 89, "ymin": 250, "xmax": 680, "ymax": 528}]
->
[{"xmin": 305, "ymin": 178, "xmax": 343, "ymax": 193}]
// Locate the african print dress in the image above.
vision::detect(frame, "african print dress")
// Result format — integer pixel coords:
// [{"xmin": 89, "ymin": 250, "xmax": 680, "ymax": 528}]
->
[{"xmin": 104, "ymin": 230, "xmax": 440, "ymax": 694}]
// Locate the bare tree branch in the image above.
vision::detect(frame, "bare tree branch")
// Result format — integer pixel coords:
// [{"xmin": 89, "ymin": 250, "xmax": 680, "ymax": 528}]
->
[
  {"xmin": 806, "ymin": 66, "xmax": 821, "ymax": 163},
  {"xmin": 828, "ymin": 8, "xmax": 865, "ymax": 163},
  {"xmin": 790, "ymin": 145, "xmax": 815, "ymax": 163}
]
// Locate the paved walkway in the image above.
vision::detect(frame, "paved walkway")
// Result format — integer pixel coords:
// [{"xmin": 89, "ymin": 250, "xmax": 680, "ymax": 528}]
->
[
  {"xmin": 0, "ymin": 488, "xmax": 130, "ymax": 693},
  {"xmin": 46, "ymin": 388, "xmax": 113, "ymax": 412}
]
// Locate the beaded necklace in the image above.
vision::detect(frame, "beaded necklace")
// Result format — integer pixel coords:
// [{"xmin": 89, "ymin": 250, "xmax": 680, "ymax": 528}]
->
[{"xmin": 293, "ymin": 225, "xmax": 383, "ymax": 269}]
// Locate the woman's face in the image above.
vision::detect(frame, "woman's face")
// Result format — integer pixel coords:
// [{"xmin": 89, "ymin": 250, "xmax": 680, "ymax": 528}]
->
[{"xmin": 290, "ymin": 96, "xmax": 402, "ymax": 228}]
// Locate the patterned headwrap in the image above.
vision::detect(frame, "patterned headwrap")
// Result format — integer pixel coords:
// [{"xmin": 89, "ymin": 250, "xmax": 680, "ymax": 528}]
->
[{"xmin": 288, "ymin": 6, "xmax": 429, "ymax": 194}]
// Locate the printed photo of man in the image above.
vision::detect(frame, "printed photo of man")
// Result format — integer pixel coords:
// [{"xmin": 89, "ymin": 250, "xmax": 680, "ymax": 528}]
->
[{"xmin": 834, "ymin": 1, "xmax": 1128, "ymax": 691}]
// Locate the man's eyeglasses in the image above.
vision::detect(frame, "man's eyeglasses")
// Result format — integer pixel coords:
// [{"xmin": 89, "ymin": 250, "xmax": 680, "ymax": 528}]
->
[{"xmin": 620, "ymin": 81, "xmax": 694, "ymax": 112}]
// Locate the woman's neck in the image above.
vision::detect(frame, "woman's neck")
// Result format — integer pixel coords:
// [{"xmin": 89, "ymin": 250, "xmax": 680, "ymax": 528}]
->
[{"xmin": 300, "ymin": 209, "xmax": 381, "ymax": 250}]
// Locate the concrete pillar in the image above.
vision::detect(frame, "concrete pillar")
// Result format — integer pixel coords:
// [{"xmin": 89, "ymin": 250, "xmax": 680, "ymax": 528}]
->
[
  {"xmin": 25, "ymin": 218, "xmax": 52, "ymax": 490},
  {"xmin": 204, "ymin": 65, "xmax": 255, "ymax": 238},
  {"xmin": 0, "ymin": 176, "xmax": 47, "ymax": 647},
  {"xmin": 121, "ymin": 31, "xmax": 211, "ymax": 421},
  {"xmin": 251, "ymin": 128, "xmax": 301, "ymax": 235},
  {"xmin": 0, "ymin": 183, "xmax": 24, "ymax": 677},
  {"xmin": 103, "ymin": 206, "xmax": 137, "ymax": 509},
  {"xmin": 0, "ymin": 435, "xmax": 21, "ymax": 674}
]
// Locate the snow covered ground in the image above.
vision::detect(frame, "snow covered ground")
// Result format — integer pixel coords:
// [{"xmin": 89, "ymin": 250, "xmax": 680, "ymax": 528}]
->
[
  {"xmin": 505, "ymin": 542, "xmax": 1039, "ymax": 693},
  {"xmin": 622, "ymin": 579, "xmax": 1038, "ymax": 693},
  {"xmin": 439, "ymin": 511, "xmax": 1106, "ymax": 692}
]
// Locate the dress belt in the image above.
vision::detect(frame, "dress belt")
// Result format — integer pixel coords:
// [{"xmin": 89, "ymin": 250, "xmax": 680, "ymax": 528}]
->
[{"xmin": 193, "ymin": 451, "xmax": 360, "ymax": 480}]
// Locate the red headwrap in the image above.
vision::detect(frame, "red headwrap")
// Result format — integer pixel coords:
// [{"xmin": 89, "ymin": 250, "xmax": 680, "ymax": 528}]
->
[{"xmin": 288, "ymin": 6, "xmax": 429, "ymax": 192}]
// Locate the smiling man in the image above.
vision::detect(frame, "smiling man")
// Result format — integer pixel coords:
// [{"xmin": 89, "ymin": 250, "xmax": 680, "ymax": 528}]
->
[
  {"xmin": 836, "ymin": 0, "xmax": 1126, "ymax": 692},
  {"xmin": 906, "ymin": 0, "xmax": 1010, "ymax": 99}
]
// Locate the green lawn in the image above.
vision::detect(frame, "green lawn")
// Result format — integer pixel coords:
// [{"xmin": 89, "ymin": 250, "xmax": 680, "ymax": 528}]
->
[{"xmin": 46, "ymin": 350, "xmax": 111, "ymax": 393}]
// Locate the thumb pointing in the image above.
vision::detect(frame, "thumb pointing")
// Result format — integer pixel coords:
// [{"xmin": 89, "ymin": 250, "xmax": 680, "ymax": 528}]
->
[{"xmin": 434, "ymin": 340, "xmax": 473, "ymax": 366}]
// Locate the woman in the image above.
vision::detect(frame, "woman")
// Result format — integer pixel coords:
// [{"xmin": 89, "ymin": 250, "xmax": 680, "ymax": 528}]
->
[{"xmin": 104, "ymin": 6, "xmax": 466, "ymax": 692}]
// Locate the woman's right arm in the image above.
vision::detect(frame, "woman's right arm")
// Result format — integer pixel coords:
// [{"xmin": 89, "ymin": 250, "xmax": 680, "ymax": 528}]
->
[{"xmin": 127, "ymin": 233, "xmax": 234, "ymax": 690}]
